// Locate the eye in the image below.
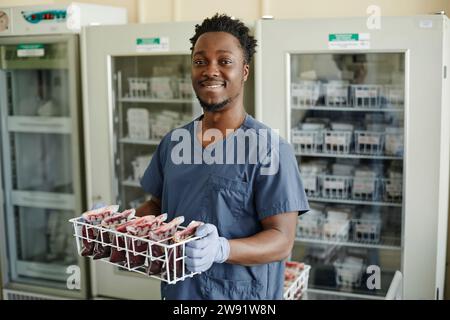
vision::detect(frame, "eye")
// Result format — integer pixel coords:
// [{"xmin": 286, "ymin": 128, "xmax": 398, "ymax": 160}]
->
[
  {"xmin": 220, "ymin": 59, "xmax": 233, "ymax": 65},
  {"xmin": 193, "ymin": 59, "xmax": 206, "ymax": 65}
]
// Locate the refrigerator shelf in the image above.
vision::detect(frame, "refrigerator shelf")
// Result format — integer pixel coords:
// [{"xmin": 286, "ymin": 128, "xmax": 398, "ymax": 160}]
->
[
  {"xmin": 119, "ymin": 137, "xmax": 160, "ymax": 145},
  {"xmin": 291, "ymin": 106, "xmax": 403, "ymax": 112},
  {"xmin": 7, "ymin": 116, "xmax": 72, "ymax": 134},
  {"xmin": 295, "ymin": 236, "xmax": 401, "ymax": 250},
  {"xmin": 118, "ymin": 97, "xmax": 193, "ymax": 104},
  {"xmin": 69, "ymin": 217, "xmax": 202, "ymax": 284},
  {"xmin": 295, "ymin": 152, "xmax": 402, "ymax": 160},
  {"xmin": 307, "ymin": 197, "xmax": 402, "ymax": 207}
]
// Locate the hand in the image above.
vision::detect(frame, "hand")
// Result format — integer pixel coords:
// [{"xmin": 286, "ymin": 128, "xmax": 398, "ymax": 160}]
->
[{"xmin": 185, "ymin": 224, "xmax": 230, "ymax": 273}]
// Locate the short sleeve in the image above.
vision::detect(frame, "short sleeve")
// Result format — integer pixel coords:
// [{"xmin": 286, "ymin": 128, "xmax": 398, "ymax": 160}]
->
[
  {"xmin": 255, "ymin": 142, "xmax": 310, "ymax": 220},
  {"xmin": 140, "ymin": 136, "xmax": 167, "ymax": 199}
]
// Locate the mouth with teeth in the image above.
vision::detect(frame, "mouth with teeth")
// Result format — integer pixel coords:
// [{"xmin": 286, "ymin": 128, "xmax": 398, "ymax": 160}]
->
[{"xmin": 199, "ymin": 80, "xmax": 226, "ymax": 89}]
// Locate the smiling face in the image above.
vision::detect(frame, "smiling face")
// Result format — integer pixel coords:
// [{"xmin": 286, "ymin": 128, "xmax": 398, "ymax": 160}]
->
[{"xmin": 191, "ymin": 31, "xmax": 249, "ymax": 112}]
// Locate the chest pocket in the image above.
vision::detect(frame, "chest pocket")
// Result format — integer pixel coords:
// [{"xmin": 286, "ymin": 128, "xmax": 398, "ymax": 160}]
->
[{"xmin": 201, "ymin": 174, "xmax": 250, "ymax": 237}]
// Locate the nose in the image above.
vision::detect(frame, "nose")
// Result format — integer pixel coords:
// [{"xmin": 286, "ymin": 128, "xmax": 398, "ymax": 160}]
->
[{"xmin": 202, "ymin": 61, "xmax": 219, "ymax": 78}]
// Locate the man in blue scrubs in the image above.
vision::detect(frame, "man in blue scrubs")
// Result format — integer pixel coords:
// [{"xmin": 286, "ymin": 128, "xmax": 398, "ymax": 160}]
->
[{"xmin": 137, "ymin": 14, "xmax": 309, "ymax": 299}]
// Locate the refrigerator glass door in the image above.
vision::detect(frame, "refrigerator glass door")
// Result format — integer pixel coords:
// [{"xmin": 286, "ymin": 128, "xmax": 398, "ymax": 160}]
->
[
  {"xmin": 290, "ymin": 52, "xmax": 404, "ymax": 298},
  {"xmin": 0, "ymin": 38, "xmax": 84, "ymax": 293},
  {"xmin": 111, "ymin": 54, "xmax": 198, "ymax": 209}
]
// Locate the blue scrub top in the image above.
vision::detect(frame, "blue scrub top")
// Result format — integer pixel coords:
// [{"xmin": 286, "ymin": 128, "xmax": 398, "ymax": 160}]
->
[{"xmin": 141, "ymin": 114, "xmax": 309, "ymax": 300}]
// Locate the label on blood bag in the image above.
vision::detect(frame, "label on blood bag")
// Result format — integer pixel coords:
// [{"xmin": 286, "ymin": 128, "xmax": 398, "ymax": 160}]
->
[
  {"xmin": 358, "ymin": 135, "xmax": 380, "ymax": 145},
  {"xmin": 292, "ymin": 134, "xmax": 314, "ymax": 145},
  {"xmin": 353, "ymin": 179, "xmax": 375, "ymax": 193},
  {"xmin": 324, "ymin": 180, "xmax": 346, "ymax": 190},
  {"xmin": 325, "ymin": 135, "xmax": 347, "ymax": 145},
  {"xmin": 355, "ymin": 88, "xmax": 378, "ymax": 98}
]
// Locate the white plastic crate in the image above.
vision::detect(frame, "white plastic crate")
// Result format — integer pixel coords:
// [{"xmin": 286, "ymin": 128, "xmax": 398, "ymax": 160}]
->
[
  {"xmin": 382, "ymin": 178, "xmax": 403, "ymax": 203},
  {"xmin": 69, "ymin": 217, "xmax": 201, "ymax": 284},
  {"xmin": 291, "ymin": 129, "xmax": 323, "ymax": 153},
  {"xmin": 301, "ymin": 173, "xmax": 321, "ymax": 197},
  {"xmin": 323, "ymin": 130, "xmax": 352, "ymax": 154},
  {"xmin": 383, "ymin": 85, "xmax": 404, "ymax": 108},
  {"xmin": 324, "ymin": 82, "xmax": 349, "ymax": 107},
  {"xmin": 333, "ymin": 257, "xmax": 365, "ymax": 287},
  {"xmin": 176, "ymin": 78, "xmax": 193, "ymax": 99},
  {"xmin": 284, "ymin": 263, "xmax": 311, "ymax": 300},
  {"xmin": 322, "ymin": 218, "xmax": 350, "ymax": 242},
  {"xmin": 352, "ymin": 176, "xmax": 379, "ymax": 201},
  {"xmin": 131, "ymin": 154, "xmax": 153, "ymax": 182},
  {"xmin": 291, "ymin": 81, "xmax": 321, "ymax": 107},
  {"xmin": 128, "ymin": 77, "xmax": 152, "ymax": 98},
  {"xmin": 149, "ymin": 77, "xmax": 174, "ymax": 99},
  {"xmin": 385, "ymin": 128, "xmax": 404, "ymax": 156},
  {"xmin": 320, "ymin": 175, "xmax": 352, "ymax": 199},
  {"xmin": 127, "ymin": 108, "xmax": 150, "ymax": 140},
  {"xmin": 354, "ymin": 131, "xmax": 384, "ymax": 155},
  {"xmin": 350, "ymin": 84, "xmax": 382, "ymax": 108},
  {"xmin": 352, "ymin": 218, "xmax": 382, "ymax": 244},
  {"xmin": 297, "ymin": 211, "xmax": 323, "ymax": 239}
]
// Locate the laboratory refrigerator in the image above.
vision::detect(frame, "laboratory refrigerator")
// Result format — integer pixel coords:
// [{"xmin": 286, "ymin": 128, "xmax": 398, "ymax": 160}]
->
[
  {"xmin": 256, "ymin": 15, "xmax": 450, "ymax": 299},
  {"xmin": 0, "ymin": 3, "xmax": 126, "ymax": 299}
]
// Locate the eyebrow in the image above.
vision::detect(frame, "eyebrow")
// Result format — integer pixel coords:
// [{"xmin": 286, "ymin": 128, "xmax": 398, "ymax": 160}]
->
[{"xmin": 193, "ymin": 50, "xmax": 234, "ymax": 56}]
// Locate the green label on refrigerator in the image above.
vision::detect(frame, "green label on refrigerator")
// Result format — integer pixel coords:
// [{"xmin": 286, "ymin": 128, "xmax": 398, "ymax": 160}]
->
[
  {"xmin": 328, "ymin": 33, "xmax": 370, "ymax": 50},
  {"xmin": 136, "ymin": 37, "xmax": 169, "ymax": 52},
  {"xmin": 17, "ymin": 44, "xmax": 45, "ymax": 57}
]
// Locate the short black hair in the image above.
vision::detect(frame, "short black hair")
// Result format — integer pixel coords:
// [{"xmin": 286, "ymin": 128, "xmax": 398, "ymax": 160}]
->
[{"xmin": 190, "ymin": 13, "xmax": 257, "ymax": 64}]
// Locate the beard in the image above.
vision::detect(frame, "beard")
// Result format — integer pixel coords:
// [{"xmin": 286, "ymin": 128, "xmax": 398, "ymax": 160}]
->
[{"xmin": 196, "ymin": 95, "xmax": 231, "ymax": 112}]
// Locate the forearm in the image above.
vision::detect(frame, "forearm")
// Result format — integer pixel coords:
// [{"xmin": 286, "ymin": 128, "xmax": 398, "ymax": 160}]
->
[
  {"xmin": 226, "ymin": 228, "xmax": 294, "ymax": 266},
  {"xmin": 135, "ymin": 198, "xmax": 161, "ymax": 217}
]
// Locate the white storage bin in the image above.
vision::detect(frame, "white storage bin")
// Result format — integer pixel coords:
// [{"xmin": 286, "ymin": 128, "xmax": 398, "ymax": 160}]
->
[
  {"xmin": 350, "ymin": 84, "xmax": 382, "ymax": 108},
  {"xmin": 320, "ymin": 175, "xmax": 352, "ymax": 199},
  {"xmin": 177, "ymin": 78, "xmax": 193, "ymax": 99},
  {"xmin": 127, "ymin": 108, "xmax": 150, "ymax": 140},
  {"xmin": 385, "ymin": 127, "xmax": 404, "ymax": 156},
  {"xmin": 383, "ymin": 85, "xmax": 404, "ymax": 108},
  {"xmin": 322, "ymin": 218, "xmax": 350, "ymax": 242},
  {"xmin": 354, "ymin": 130, "xmax": 384, "ymax": 155},
  {"xmin": 291, "ymin": 80, "xmax": 321, "ymax": 107},
  {"xmin": 324, "ymin": 81, "xmax": 349, "ymax": 107},
  {"xmin": 333, "ymin": 256, "xmax": 365, "ymax": 287},
  {"xmin": 150, "ymin": 77, "xmax": 174, "ymax": 99},
  {"xmin": 128, "ymin": 77, "xmax": 151, "ymax": 98},
  {"xmin": 297, "ymin": 209, "xmax": 323, "ymax": 239},
  {"xmin": 323, "ymin": 130, "xmax": 352, "ymax": 154},
  {"xmin": 352, "ymin": 216, "xmax": 382, "ymax": 244},
  {"xmin": 352, "ymin": 175, "xmax": 379, "ymax": 201},
  {"xmin": 301, "ymin": 173, "xmax": 321, "ymax": 197},
  {"xmin": 132, "ymin": 154, "xmax": 153, "ymax": 182},
  {"xmin": 382, "ymin": 178, "xmax": 403, "ymax": 203},
  {"xmin": 291, "ymin": 128, "xmax": 323, "ymax": 153}
]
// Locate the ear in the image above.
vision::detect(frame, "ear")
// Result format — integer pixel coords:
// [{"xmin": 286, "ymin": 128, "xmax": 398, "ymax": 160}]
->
[{"xmin": 243, "ymin": 63, "xmax": 249, "ymax": 82}]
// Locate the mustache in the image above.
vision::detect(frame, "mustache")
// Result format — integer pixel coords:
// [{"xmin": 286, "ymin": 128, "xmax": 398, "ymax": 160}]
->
[{"xmin": 198, "ymin": 78, "xmax": 226, "ymax": 85}]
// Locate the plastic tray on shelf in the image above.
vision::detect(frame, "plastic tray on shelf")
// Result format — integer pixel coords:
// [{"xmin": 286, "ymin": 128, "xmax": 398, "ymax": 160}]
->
[
  {"xmin": 291, "ymin": 81, "xmax": 321, "ymax": 107},
  {"xmin": 291, "ymin": 129, "xmax": 323, "ymax": 154},
  {"xmin": 69, "ymin": 217, "xmax": 202, "ymax": 284},
  {"xmin": 322, "ymin": 218, "xmax": 350, "ymax": 242},
  {"xmin": 384, "ymin": 128, "xmax": 404, "ymax": 157},
  {"xmin": 128, "ymin": 77, "xmax": 152, "ymax": 98},
  {"xmin": 319, "ymin": 174, "xmax": 353, "ymax": 199},
  {"xmin": 382, "ymin": 85, "xmax": 404, "ymax": 108},
  {"xmin": 382, "ymin": 178, "xmax": 403, "ymax": 203},
  {"xmin": 283, "ymin": 262, "xmax": 311, "ymax": 300},
  {"xmin": 297, "ymin": 211, "xmax": 323, "ymax": 239},
  {"xmin": 351, "ymin": 218, "xmax": 382, "ymax": 244},
  {"xmin": 352, "ymin": 176, "xmax": 379, "ymax": 201},
  {"xmin": 354, "ymin": 131, "xmax": 384, "ymax": 155},
  {"xmin": 323, "ymin": 130, "xmax": 352, "ymax": 154},
  {"xmin": 350, "ymin": 84, "xmax": 382, "ymax": 108},
  {"xmin": 323, "ymin": 82, "xmax": 349, "ymax": 107},
  {"xmin": 301, "ymin": 173, "xmax": 321, "ymax": 198},
  {"xmin": 333, "ymin": 256, "xmax": 365, "ymax": 288}
]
